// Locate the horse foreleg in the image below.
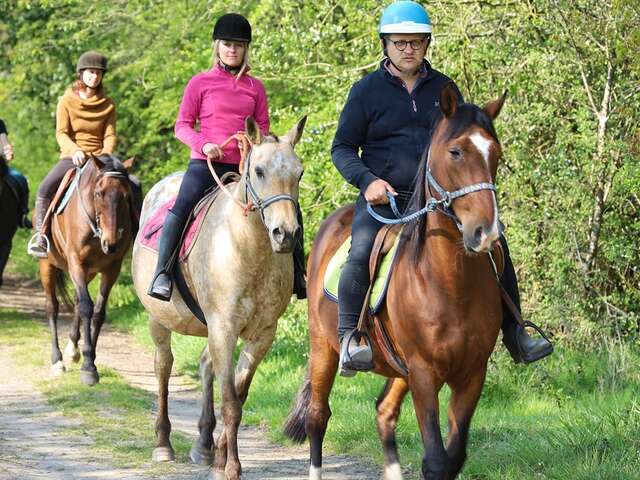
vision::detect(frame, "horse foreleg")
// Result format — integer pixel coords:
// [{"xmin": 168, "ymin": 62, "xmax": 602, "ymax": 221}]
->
[
  {"xmin": 64, "ymin": 294, "xmax": 81, "ymax": 363},
  {"xmin": 40, "ymin": 261, "xmax": 64, "ymax": 376},
  {"xmin": 214, "ymin": 327, "xmax": 277, "ymax": 471},
  {"xmin": 90, "ymin": 263, "xmax": 120, "ymax": 351},
  {"xmin": 0, "ymin": 239, "xmax": 11, "ymax": 287},
  {"xmin": 149, "ymin": 318, "xmax": 175, "ymax": 462},
  {"xmin": 377, "ymin": 377, "xmax": 410, "ymax": 480},
  {"xmin": 445, "ymin": 369, "xmax": 487, "ymax": 479},
  {"xmin": 209, "ymin": 330, "xmax": 242, "ymax": 480},
  {"xmin": 68, "ymin": 262, "xmax": 97, "ymax": 386},
  {"xmin": 409, "ymin": 368, "xmax": 449, "ymax": 480},
  {"xmin": 190, "ymin": 345, "xmax": 216, "ymax": 466}
]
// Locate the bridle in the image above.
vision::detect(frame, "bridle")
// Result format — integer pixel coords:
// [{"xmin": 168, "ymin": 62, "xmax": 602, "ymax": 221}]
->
[
  {"xmin": 76, "ymin": 164, "xmax": 129, "ymax": 238},
  {"xmin": 366, "ymin": 147, "xmax": 497, "ymax": 230},
  {"xmin": 206, "ymin": 133, "xmax": 298, "ymax": 228}
]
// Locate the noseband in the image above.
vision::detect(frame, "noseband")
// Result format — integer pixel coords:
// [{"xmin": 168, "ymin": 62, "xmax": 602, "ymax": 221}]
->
[{"xmin": 366, "ymin": 149, "xmax": 497, "ymax": 229}]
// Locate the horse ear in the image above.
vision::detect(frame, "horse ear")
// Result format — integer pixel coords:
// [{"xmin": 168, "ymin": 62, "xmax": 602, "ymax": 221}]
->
[
  {"xmin": 91, "ymin": 154, "xmax": 105, "ymax": 169},
  {"xmin": 121, "ymin": 156, "xmax": 136, "ymax": 171},
  {"xmin": 483, "ymin": 90, "xmax": 507, "ymax": 120},
  {"xmin": 439, "ymin": 83, "xmax": 459, "ymax": 118},
  {"xmin": 284, "ymin": 115, "xmax": 307, "ymax": 147},
  {"xmin": 245, "ymin": 117, "xmax": 263, "ymax": 145}
]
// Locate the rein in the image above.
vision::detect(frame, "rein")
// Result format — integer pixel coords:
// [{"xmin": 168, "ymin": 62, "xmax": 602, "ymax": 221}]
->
[
  {"xmin": 205, "ymin": 132, "xmax": 298, "ymax": 226},
  {"xmin": 366, "ymin": 149, "xmax": 496, "ymax": 230}
]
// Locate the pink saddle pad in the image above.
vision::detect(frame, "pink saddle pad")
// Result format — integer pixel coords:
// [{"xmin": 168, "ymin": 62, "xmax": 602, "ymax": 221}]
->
[{"xmin": 139, "ymin": 197, "xmax": 208, "ymax": 261}]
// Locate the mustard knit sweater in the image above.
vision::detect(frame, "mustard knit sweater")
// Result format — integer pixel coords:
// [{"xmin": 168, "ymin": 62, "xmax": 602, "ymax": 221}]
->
[{"xmin": 55, "ymin": 88, "xmax": 116, "ymax": 158}]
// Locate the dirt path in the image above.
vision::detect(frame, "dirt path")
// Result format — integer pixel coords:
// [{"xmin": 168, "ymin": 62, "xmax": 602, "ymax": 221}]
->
[{"xmin": 0, "ymin": 273, "xmax": 382, "ymax": 479}]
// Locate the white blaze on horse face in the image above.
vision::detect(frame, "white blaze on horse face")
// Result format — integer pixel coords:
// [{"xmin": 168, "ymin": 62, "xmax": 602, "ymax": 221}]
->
[
  {"xmin": 469, "ymin": 131, "xmax": 500, "ymax": 247},
  {"xmin": 469, "ymin": 132, "xmax": 493, "ymax": 166}
]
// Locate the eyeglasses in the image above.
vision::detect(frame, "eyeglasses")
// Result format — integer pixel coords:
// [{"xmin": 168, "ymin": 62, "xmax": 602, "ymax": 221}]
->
[{"xmin": 388, "ymin": 38, "xmax": 429, "ymax": 51}]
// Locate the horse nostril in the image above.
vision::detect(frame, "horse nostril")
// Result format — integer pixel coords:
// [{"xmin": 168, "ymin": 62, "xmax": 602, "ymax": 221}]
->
[
  {"xmin": 272, "ymin": 226, "xmax": 284, "ymax": 242},
  {"xmin": 473, "ymin": 226, "xmax": 483, "ymax": 245}
]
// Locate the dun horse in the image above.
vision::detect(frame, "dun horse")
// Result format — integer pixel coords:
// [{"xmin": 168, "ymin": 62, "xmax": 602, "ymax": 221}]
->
[
  {"xmin": 284, "ymin": 85, "xmax": 507, "ymax": 480},
  {"xmin": 41, "ymin": 155, "xmax": 136, "ymax": 385},
  {"xmin": 131, "ymin": 117, "xmax": 305, "ymax": 480}
]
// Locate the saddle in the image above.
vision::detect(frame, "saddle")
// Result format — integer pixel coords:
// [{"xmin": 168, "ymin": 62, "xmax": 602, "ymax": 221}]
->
[
  {"xmin": 325, "ymin": 225, "xmax": 507, "ymax": 378},
  {"xmin": 39, "ymin": 167, "xmax": 78, "ymax": 236},
  {"xmin": 139, "ymin": 172, "xmax": 241, "ymax": 324}
]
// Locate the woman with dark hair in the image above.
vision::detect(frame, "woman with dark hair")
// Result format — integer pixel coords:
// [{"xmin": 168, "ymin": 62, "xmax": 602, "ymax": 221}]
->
[{"xmin": 28, "ymin": 51, "xmax": 116, "ymax": 257}]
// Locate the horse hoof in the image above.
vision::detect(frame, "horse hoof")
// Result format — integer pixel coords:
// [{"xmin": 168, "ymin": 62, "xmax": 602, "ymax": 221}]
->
[
  {"xmin": 80, "ymin": 369, "xmax": 99, "ymax": 386},
  {"xmin": 152, "ymin": 446, "xmax": 175, "ymax": 462},
  {"xmin": 51, "ymin": 361, "xmax": 66, "ymax": 376},
  {"xmin": 64, "ymin": 341, "xmax": 81, "ymax": 363},
  {"xmin": 209, "ymin": 469, "xmax": 227, "ymax": 480},
  {"xmin": 190, "ymin": 442, "xmax": 214, "ymax": 466}
]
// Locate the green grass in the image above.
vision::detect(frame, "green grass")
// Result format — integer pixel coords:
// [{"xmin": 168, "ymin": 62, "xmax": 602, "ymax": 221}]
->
[{"xmin": 6, "ymin": 230, "xmax": 640, "ymax": 478}]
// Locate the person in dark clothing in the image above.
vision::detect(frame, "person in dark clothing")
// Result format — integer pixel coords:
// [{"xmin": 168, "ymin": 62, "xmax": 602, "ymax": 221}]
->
[
  {"xmin": 0, "ymin": 119, "xmax": 31, "ymax": 229},
  {"xmin": 332, "ymin": 0, "xmax": 553, "ymax": 377}
]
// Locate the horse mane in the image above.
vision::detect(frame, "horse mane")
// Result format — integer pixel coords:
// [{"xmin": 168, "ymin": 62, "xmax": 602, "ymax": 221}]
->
[
  {"xmin": 96, "ymin": 154, "xmax": 129, "ymax": 176},
  {"xmin": 400, "ymin": 103, "xmax": 500, "ymax": 264}
]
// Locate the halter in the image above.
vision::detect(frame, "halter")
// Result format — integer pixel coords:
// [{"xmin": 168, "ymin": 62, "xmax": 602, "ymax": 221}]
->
[
  {"xmin": 206, "ymin": 132, "xmax": 299, "ymax": 228},
  {"xmin": 366, "ymin": 148, "xmax": 497, "ymax": 230},
  {"xmin": 76, "ymin": 166, "xmax": 128, "ymax": 238}
]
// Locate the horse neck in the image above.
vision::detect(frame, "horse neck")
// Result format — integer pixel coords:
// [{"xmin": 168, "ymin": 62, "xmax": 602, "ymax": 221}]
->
[{"xmin": 416, "ymin": 211, "xmax": 476, "ymax": 285}]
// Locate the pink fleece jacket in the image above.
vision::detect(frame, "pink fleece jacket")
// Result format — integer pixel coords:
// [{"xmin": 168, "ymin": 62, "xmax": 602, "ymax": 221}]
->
[{"xmin": 175, "ymin": 65, "xmax": 269, "ymax": 164}]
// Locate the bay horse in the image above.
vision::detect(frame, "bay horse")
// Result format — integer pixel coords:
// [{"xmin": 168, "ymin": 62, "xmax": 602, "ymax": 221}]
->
[
  {"xmin": 0, "ymin": 155, "xmax": 20, "ymax": 287},
  {"xmin": 42, "ymin": 154, "xmax": 136, "ymax": 386},
  {"xmin": 131, "ymin": 117, "xmax": 306, "ymax": 480},
  {"xmin": 284, "ymin": 85, "xmax": 507, "ymax": 480}
]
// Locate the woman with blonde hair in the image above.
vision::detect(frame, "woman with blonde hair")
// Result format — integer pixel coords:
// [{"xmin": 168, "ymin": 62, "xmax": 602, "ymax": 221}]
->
[{"xmin": 147, "ymin": 13, "xmax": 306, "ymax": 301}]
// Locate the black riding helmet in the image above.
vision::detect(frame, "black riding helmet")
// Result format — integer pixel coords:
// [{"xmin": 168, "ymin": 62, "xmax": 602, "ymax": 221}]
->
[
  {"xmin": 76, "ymin": 51, "xmax": 108, "ymax": 74},
  {"xmin": 212, "ymin": 13, "xmax": 252, "ymax": 43}
]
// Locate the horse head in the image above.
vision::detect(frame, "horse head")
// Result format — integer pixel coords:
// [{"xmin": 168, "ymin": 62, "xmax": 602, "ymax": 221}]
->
[
  {"xmin": 428, "ymin": 83, "xmax": 506, "ymax": 253},
  {"xmin": 244, "ymin": 116, "xmax": 306, "ymax": 254},
  {"xmin": 91, "ymin": 154, "xmax": 135, "ymax": 254}
]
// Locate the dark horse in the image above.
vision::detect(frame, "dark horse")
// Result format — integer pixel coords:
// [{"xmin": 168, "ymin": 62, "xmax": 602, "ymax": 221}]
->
[
  {"xmin": 42, "ymin": 155, "xmax": 136, "ymax": 385},
  {"xmin": 284, "ymin": 85, "xmax": 507, "ymax": 480},
  {"xmin": 0, "ymin": 156, "xmax": 21, "ymax": 287}
]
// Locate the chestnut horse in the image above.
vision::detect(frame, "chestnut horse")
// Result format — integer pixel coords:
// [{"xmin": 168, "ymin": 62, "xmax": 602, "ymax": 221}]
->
[
  {"xmin": 41, "ymin": 155, "xmax": 136, "ymax": 386},
  {"xmin": 284, "ymin": 85, "xmax": 507, "ymax": 480}
]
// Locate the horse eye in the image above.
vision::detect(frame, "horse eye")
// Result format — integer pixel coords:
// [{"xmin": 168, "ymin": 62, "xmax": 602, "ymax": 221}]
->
[
  {"xmin": 95, "ymin": 191, "xmax": 103, "ymax": 198},
  {"xmin": 449, "ymin": 149, "xmax": 462, "ymax": 159},
  {"xmin": 255, "ymin": 166, "xmax": 265, "ymax": 179}
]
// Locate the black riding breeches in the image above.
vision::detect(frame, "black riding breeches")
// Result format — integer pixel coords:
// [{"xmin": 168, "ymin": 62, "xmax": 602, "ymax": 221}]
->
[
  {"xmin": 337, "ymin": 195, "xmax": 410, "ymax": 338},
  {"xmin": 170, "ymin": 160, "xmax": 238, "ymax": 221},
  {"xmin": 37, "ymin": 158, "xmax": 74, "ymax": 200}
]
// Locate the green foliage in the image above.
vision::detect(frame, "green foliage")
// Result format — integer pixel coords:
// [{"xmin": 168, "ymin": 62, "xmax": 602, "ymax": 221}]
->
[{"xmin": 1, "ymin": 1, "xmax": 638, "ymax": 339}]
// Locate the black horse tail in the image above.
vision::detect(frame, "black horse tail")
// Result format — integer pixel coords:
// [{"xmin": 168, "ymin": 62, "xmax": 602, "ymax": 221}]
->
[
  {"xmin": 54, "ymin": 269, "xmax": 74, "ymax": 312},
  {"xmin": 282, "ymin": 367, "xmax": 311, "ymax": 444}
]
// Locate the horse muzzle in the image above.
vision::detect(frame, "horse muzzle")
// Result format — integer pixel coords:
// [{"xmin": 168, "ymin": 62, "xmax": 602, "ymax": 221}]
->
[
  {"xmin": 463, "ymin": 221, "xmax": 500, "ymax": 253},
  {"xmin": 269, "ymin": 225, "xmax": 297, "ymax": 254},
  {"xmin": 101, "ymin": 239, "xmax": 118, "ymax": 255}
]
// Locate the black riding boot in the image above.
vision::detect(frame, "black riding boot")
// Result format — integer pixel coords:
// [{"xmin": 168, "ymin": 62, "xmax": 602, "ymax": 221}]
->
[
  {"xmin": 147, "ymin": 211, "xmax": 185, "ymax": 301},
  {"xmin": 292, "ymin": 206, "xmax": 307, "ymax": 299},
  {"xmin": 27, "ymin": 197, "xmax": 50, "ymax": 258},
  {"xmin": 500, "ymin": 237, "xmax": 553, "ymax": 364},
  {"xmin": 337, "ymin": 262, "xmax": 373, "ymax": 377}
]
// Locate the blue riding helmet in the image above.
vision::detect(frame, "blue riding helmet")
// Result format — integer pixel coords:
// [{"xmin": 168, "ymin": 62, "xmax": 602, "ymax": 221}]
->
[{"xmin": 379, "ymin": 1, "xmax": 433, "ymax": 36}]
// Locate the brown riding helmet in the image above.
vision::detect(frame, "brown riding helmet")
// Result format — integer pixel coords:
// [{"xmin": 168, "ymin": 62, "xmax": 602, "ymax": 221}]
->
[{"xmin": 76, "ymin": 51, "xmax": 108, "ymax": 74}]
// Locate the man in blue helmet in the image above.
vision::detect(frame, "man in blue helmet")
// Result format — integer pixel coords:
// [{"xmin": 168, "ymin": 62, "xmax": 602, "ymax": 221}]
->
[{"xmin": 332, "ymin": 0, "xmax": 553, "ymax": 377}]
